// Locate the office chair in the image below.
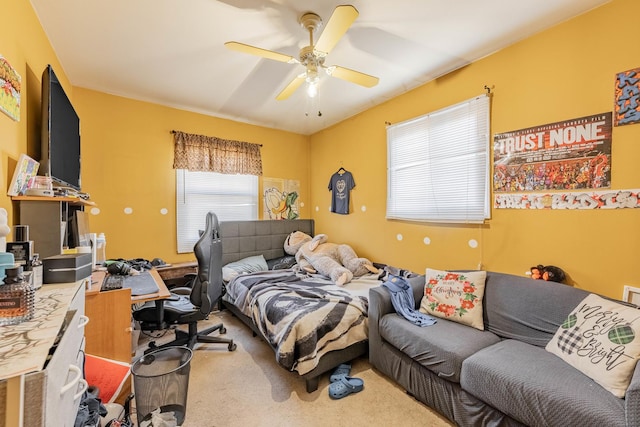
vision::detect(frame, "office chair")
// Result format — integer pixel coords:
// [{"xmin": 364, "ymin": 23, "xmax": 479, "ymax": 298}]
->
[{"xmin": 133, "ymin": 211, "xmax": 236, "ymax": 352}]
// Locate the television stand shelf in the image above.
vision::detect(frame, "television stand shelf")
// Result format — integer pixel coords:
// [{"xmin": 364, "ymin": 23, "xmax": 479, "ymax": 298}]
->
[
  {"xmin": 11, "ymin": 196, "xmax": 97, "ymax": 259},
  {"xmin": 11, "ymin": 195, "xmax": 95, "ymax": 206}
]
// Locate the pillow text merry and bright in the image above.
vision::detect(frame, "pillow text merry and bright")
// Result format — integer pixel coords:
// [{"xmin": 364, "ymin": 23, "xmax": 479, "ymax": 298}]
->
[{"xmin": 546, "ymin": 293, "xmax": 640, "ymax": 398}]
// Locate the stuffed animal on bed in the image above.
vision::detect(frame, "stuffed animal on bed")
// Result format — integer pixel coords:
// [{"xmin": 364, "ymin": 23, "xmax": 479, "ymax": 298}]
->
[{"xmin": 284, "ymin": 231, "xmax": 378, "ymax": 285}]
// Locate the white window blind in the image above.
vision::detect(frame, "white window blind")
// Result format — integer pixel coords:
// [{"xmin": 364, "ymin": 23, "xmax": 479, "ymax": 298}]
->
[
  {"xmin": 176, "ymin": 170, "xmax": 258, "ymax": 253},
  {"xmin": 386, "ymin": 94, "xmax": 490, "ymax": 223}
]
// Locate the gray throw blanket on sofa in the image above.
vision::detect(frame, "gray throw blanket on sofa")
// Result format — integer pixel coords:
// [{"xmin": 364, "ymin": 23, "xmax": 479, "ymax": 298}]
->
[{"xmin": 382, "ymin": 275, "xmax": 437, "ymax": 327}]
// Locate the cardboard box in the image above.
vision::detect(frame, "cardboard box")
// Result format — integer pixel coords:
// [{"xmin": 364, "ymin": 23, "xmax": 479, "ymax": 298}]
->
[{"xmin": 43, "ymin": 253, "xmax": 92, "ymax": 284}]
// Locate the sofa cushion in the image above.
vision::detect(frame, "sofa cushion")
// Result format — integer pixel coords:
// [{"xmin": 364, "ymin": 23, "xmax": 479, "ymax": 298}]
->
[
  {"xmin": 419, "ymin": 269, "xmax": 487, "ymax": 330},
  {"xmin": 461, "ymin": 340, "xmax": 625, "ymax": 427},
  {"xmin": 545, "ymin": 293, "xmax": 640, "ymax": 398},
  {"xmin": 379, "ymin": 312, "xmax": 500, "ymax": 383},
  {"xmin": 482, "ymin": 271, "xmax": 590, "ymax": 347}
]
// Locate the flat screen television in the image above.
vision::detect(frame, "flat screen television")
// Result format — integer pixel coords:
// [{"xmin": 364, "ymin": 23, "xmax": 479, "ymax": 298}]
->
[{"xmin": 40, "ymin": 64, "xmax": 81, "ymax": 191}]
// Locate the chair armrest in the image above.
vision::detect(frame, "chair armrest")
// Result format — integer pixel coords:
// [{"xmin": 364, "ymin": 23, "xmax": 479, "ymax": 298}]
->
[
  {"xmin": 625, "ymin": 359, "xmax": 640, "ymax": 426},
  {"xmin": 368, "ymin": 285, "xmax": 391, "ymax": 368},
  {"xmin": 368, "ymin": 275, "xmax": 425, "ymax": 368}
]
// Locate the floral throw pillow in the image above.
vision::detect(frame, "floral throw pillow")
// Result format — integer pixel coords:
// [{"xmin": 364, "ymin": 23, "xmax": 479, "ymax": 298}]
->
[
  {"xmin": 419, "ymin": 268, "xmax": 487, "ymax": 330},
  {"xmin": 545, "ymin": 293, "xmax": 640, "ymax": 398}
]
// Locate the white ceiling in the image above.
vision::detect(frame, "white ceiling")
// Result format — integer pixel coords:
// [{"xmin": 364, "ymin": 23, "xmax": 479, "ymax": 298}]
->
[{"xmin": 30, "ymin": 0, "xmax": 610, "ymax": 135}]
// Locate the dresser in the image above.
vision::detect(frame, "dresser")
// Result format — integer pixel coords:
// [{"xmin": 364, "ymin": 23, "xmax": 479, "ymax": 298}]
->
[{"xmin": 0, "ymin": 279, "xmax": 88, "ymax": 427}]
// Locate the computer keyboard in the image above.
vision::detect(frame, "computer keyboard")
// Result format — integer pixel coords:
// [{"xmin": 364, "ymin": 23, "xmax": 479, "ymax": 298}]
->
[{"xmin": 101, "ymin": 274, "xmax": 125, "ymax": 292}]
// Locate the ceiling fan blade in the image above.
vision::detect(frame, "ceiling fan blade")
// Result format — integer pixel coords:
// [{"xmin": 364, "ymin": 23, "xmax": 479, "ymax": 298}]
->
[
  {"xmin": 326, "ymin": 65, "xmax": 379, "ymax": 88},
  {"xmin": 276, "ymin": 74, "xmax": 306, "ymax": 100},
  {"xmin": 225, "ymin": 41, "xmax": 298, "ymax": 64},
  {"xmin": 314, "ymin": 5, "xmax": 359, "ymax": 56}
]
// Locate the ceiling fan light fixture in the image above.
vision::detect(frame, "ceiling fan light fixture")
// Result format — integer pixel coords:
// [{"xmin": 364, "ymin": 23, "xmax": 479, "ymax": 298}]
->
[
  {"xmin": 306, "ymin": 79, "xmax": 319, "ymax": 98},
  {"xmin": 305, "ymin": 67, "xmax": 319, "ymax": 98},
  {"xmin": 226, "ymin": 5, "xmax": 378, "ymax": 101}
]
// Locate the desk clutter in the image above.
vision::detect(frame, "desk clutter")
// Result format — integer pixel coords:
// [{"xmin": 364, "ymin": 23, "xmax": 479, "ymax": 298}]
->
[
  {"xmin": 98, "ymin": 258, "xmax": 166, "ymax": 295},
  {"xmin": 100, "ymin": 271, "xmax": 160, "ymax": 296}
]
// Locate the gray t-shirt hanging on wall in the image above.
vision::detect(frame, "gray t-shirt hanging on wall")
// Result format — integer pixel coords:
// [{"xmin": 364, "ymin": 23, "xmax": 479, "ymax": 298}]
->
[{"xmin": 328, "ymin": 170, "xmax": 355, "ymax": 214}]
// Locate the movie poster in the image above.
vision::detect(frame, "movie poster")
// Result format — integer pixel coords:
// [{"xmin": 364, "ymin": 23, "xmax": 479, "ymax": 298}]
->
[{"xmin": 493, "ymin": 112, "xmax": 612, "ymax": 193}]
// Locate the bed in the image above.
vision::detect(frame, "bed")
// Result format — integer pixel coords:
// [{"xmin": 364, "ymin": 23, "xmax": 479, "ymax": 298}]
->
[{"xmin": 218, "ymin": 219, "xmax": 381, "ymax": 392}]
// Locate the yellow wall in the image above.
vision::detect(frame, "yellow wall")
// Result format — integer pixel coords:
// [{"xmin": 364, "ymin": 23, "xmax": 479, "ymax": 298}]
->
[
  {"xmin": 309, "ymin": 0, "xmax": 640, "ymax": 299},
  {"xmin": 73, "ymin": 88, "xmax": 310, "ymax": 262},
  {"xmin": 1, "ymin": 1, "xmax": 309, "ymax": 264},
  {"xmin": 0, "ymin": 0, "xmax": 70, "ymax": 220},
  {"xmin": 3, "ymin": 0, "xmax": 639, "ymax": 299}
]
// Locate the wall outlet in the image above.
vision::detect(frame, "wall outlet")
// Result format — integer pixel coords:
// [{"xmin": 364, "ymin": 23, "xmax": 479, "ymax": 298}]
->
[{"xmin": 622, "ymin": 285, "xmax": 640, "ymax": 304}]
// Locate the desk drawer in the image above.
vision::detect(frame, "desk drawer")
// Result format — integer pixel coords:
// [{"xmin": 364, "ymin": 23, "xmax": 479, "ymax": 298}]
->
[
  {"xmin": 45, "ymin": 311, "xmax": 87, "ymax": 425},
  {"xmin": 23, "ymin": 285, "xmax": 88, "ymax": 427}
]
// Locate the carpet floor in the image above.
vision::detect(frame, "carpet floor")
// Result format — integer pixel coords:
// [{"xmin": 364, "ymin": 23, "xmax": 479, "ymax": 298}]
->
[{"xmin": 130, "ymin": 310, "xmax": 454, "ymax": 427}]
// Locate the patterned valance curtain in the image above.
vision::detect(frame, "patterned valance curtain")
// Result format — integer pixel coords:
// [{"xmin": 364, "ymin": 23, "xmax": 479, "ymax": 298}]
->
[{"xmin": 172, "ymin": 130, "xmax": 263, "ymax": 176}]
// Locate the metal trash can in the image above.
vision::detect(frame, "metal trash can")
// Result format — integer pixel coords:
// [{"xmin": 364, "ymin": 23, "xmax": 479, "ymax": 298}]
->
[{"xmin": 131, "ymin": 346, "xmax": 193, "ymax": 425}]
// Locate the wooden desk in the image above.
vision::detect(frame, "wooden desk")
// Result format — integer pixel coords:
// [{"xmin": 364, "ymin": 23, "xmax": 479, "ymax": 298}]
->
[
  {"xmin": 84, "ymin": 269, "xmax": 170, "ymax": 362},
  {"xmin": 156, "ymin": 261, "xmax": 198, "ymax": 280}
]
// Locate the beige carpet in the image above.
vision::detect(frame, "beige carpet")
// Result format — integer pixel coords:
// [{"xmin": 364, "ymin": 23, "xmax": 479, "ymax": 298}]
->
[{"xmin": 131, "ymin": 310, "xmax": 454, "ymax": 427}]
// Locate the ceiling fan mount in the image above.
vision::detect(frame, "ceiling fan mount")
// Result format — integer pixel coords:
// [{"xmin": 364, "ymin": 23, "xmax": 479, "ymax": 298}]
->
[
  {"xmin": 225, "ymin": 5, "xmax": 379, "ymax": 101},
  {"xmin": 299, "ymin": 12, "xmax": 322, "ymax": 36}
]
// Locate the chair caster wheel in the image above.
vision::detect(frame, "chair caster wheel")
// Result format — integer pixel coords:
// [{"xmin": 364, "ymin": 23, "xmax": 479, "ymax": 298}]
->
[
  {"xmin": 220, "ymin": 326, "xmax": 227, "ymax": 334},
  {"xmin": 228, "ymin": 343, "xmax": 237, "ymax": 351},
  {"xmin": 144, "ymin": 341, "xmax": 158, "ymax": 354}
]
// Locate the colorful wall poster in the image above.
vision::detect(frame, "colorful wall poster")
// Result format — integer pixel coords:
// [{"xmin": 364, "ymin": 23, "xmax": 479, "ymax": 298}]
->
[
  {"xmin": 493, "ymin": 112, "xmax": 612, "ymax": 193},
  {"xmin": 615, "ymin": 67, "xmax": 640, "ymax": 126},
  {"xmin": 0, "ymin": 55, "xmax": 21, "ymax": 121},
  {"xmin": 262, "ymin": 177, "xmax": 300, "ymax": 220},
  {"xmin": 494, "ymin": 188, "xmax": 640, "ymax": 210}
]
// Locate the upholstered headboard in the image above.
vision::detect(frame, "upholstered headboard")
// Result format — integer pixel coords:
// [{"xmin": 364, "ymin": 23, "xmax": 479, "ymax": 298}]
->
[{"xmin": 219, "ymin": 219, "xmax": 314, "ymax": 266}]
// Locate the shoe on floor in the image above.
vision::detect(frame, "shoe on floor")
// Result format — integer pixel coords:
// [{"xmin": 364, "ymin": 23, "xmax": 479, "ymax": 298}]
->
[
  {"xmin": 330, "ymin": 363, "xmax": 351, "ymax": 382},
  {"xmin": 328, "ymin": 376, "xmax": 364, "ymax": 399}
]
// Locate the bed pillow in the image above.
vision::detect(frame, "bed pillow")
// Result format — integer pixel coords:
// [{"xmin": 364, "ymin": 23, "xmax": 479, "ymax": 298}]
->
[
  {"xmin": 222, "ymin": 255, "xmax": 269, "ymax": 282},
  {"xmin": 419, "ymin": 268, "xmax": 487, "ymax": 330},
  {"xmin": 545, "ymin": 293, "xmax": 640, "ymax": 398},
  {"xmin": 267, "ymin": 255, "xmax": 297, "ymax": 270}
]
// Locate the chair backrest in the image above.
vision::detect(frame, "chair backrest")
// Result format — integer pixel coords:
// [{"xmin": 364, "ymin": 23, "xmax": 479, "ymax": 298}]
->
[{"xmin": 191, "ymin": 212, "xmax": 223, "ymax": 316}]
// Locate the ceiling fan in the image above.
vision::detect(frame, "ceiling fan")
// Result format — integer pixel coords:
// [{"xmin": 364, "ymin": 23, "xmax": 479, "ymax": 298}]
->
[{"xmin": 225, "ymin": 5, "xmax": 379, "ymax": 100}]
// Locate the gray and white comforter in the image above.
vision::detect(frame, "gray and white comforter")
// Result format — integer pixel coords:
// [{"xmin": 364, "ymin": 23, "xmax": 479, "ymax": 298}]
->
[{"xmin": 224, "ymin": 269, "xmax": 373, "ymax": 375}]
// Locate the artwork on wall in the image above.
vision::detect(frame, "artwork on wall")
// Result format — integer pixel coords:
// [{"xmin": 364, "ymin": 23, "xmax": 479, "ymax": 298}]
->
[
  {"xmin": 263, "ymin": 177, "xmax": 300, "ymax": 220},
  {"xmin": 614, "ymin": 67, "xmax": 640, "ymax": 126},
  {"xmin": 494, "ymin": 188, "xmax": 640, "ymax": 210},
  {"xmin": 0, "ymin": 55, "xmax": 21, "ymax": 121},
  {"xmin": 493, "ymin": 112, "xmax": 612, "ymax": 193}
]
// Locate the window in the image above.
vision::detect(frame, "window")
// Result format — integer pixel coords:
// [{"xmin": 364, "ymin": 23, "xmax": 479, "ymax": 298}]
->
[
  {"xmin": 176, "ymin": 170, "xmax": 258, "ymax": 252},
  {"xmin": 386, "ymin": 94, "xmax": 490, "ymax": 223}
]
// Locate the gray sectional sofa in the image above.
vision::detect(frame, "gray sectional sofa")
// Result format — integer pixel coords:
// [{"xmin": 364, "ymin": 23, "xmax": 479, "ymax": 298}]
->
[{"xmin": 368, "ymin": 271, "xmax": 640, "ymax": 426}]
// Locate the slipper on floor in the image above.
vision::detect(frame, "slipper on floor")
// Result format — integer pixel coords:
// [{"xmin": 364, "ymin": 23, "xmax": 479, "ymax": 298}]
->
[
  {"xmin": 330, "ymin": 364, "xmax": 351, "ymax": 383},
  {"xmin": 328, "ymin": 376, "xmax": 364, "ymax": 399}
]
